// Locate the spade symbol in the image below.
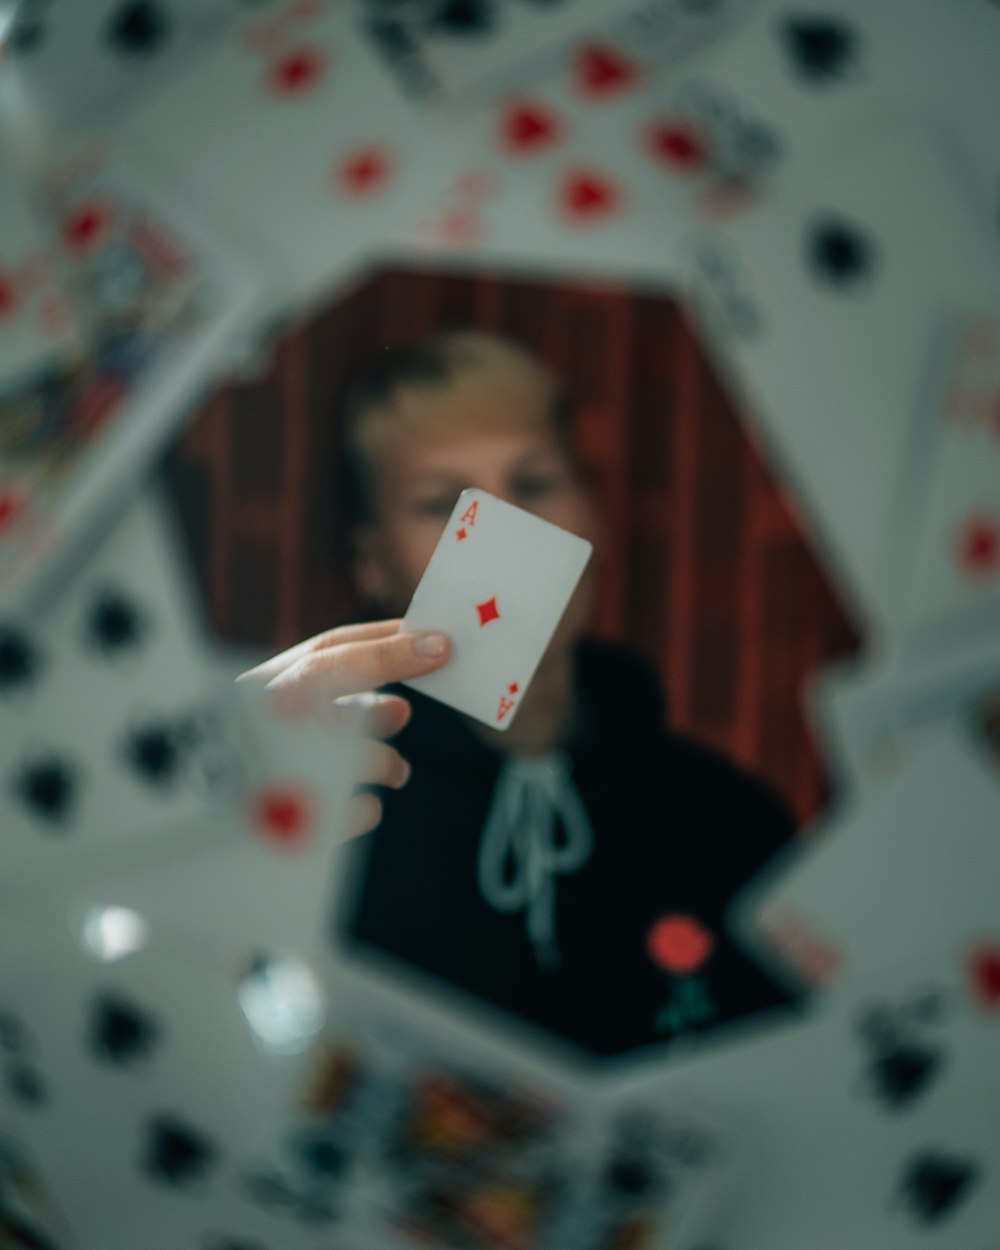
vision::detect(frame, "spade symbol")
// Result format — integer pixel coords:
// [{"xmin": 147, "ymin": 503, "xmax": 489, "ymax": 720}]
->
[
  {"xmin": 428, "ymin": 0, "xmax": 496, "ymax": 35},
  {"xmin": 105, "ymin": 0, "xmax": 170, "ymax": 56},
  {"xmin": 85, "ymin": 588, "xmax": 146, "ymax": 658},
  {"xmin": 89, "ymin": 994, "xmax": 159, "ymax": 1066},
  {"xmin": 807, "ymin": 218, "xmax": 876, "ymax": 289},
  {"xmin": 13, "ymin": 755, "xmax": 78, "ymax": 825},
  {"xmin": 897, "ymin": 1149, "xmax": 979, "ymax": 1223},
  {"xmin": 865, "ymin": 1041, "xmax": 944, "ymax": 1109},
  {"xmin": 0, "ymin": 627, "xmax": 40, "ymax": 695},
  {"xmin": 780, "ymin": 16, "xmax": 858, "ymax": 82},
  {"xmin": 122, "ymin": 721, "xmax": 181, "ymax": 787},
  {"xmin": 142, "ymin": 1115, "xmax": 216, "ymax": 1186}
]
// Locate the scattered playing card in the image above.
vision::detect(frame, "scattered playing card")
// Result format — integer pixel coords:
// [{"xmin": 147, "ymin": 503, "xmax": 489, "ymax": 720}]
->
[{"xmin": 399, "ymin": 488, "xmax": 592, "ymax": 729}]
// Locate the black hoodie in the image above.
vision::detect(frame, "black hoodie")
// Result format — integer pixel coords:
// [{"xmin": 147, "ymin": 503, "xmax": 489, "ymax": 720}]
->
[{"xmin": 336, "ymin": 640, "xmax": 802, "ymax": 1062}]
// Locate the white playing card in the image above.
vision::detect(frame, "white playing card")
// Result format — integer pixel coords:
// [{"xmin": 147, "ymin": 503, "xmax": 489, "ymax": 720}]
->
[
  {"xmin": 0, "ymin": 910, "xmax": 324, "ymax": 1250},
  {"xmin": 356, "ymin": 0, "xmax": 742, "ymax": 114},
  {"xmin": 399, "ymin": 488, "xmax": 592, "ymax": 730},
  {"xmin": 117, "ymin": 0, "xmax": 462, "ymax": 321},
  {"xmin": 730, "ymin": 721, "xmax": 1000, "ymax": 997},
  {"xmin": 0, "ymin": 486, "xmax": 247, "ymax": 899},
  {"xmin": 810, "ymin": 628, "xmax": 1000, "ymax": 795},
  {"xmin": 682, "ymin": 119, "xmax": 1000, "ymax": 638},
  {"xmin": 66, "ymin": 674, "xmax": 367, "ymax": 964},
  {"xmin": 397, "ymin": 27, "xmax": 787, "ymax": 286},
  {"xmin": 0, "ymin": 141, "xmax": 260, "ymax": 609},
  {"xmin": 610, "ymin": 946, "xmax": 1000, "ymax": 1250}
]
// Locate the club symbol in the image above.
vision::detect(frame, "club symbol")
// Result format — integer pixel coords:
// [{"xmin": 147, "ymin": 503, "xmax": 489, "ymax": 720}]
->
[
  {"xmin": 476, "ymin": 596, "xmax": 501, "ymax": 626},
  {"xmin": 14, "ymin": 754, "xmax": 78, "ymax": 825},
  {"xmin": 142, "ymin": 1114, "xmax": 216, "ymax": 1186},
  {"xmin": 896, "ymin": 1149, "xmax": 979, "ymax": 1223},
  {"xmin": 85, "ymin": 587, "xmax": 146, "ymax": 657},
  {"xmin": 0, "ymin": 627, "xmax": 40, "ymax": 695},
  {"xmin": 807, "ymin": 217, "xmax": 876, "ymax": 289},
  {"xmin": 780, "ymin": 16, "xmax": 858, "ymax": 83},
  {"xmin": 106, "ymin": 0, "xmax": 170, "ymax": 56},
  {"xmin": 89, "ymin": 994, "xmax": 159, "ymax": 1066}
]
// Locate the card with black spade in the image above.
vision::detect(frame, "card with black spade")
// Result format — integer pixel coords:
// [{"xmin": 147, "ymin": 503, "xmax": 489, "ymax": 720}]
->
[{"xmin": 400, "ymin": 488, "xmax": 592, "ymax": 730}]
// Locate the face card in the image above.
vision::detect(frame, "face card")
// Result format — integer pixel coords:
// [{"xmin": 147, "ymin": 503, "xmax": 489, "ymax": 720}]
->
[
  {"xmin": 399, "ymin": 488, "xmax": 592, "ymax": 730},
  {"xmin": 730, "ymin": 722, "xmax": 1000, "ymax": 996},
  {"xmin": 0, "ymin": 142, "xmax": 259, "ymax": 608},
  {"xmin": 683, "ymin": 119, "xmax": 999, "ymax": 636}
]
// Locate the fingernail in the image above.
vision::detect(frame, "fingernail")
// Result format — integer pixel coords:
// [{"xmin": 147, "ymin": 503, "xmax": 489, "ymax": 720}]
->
[
  {"xmin": 399, "ymin": 758, "xmax": 412, "ymax": 787},
  {"xmin": 335, "ymin": 692, "xmax": 393, "ymax": 710},
  {"xmin": 413, "ymin": 633, "xmax": 448, "ymax": 659}
]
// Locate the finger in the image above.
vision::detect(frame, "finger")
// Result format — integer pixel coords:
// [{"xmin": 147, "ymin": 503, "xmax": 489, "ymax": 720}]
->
[
  {"xmin": 344, "ymin": 792, "xmax": 383, "ymax": 840},
  {"xmin": 236, "ymin": 619, "xmax": 404, "ymax": 686},
  {"xmin": 265, "ymin": 630, "xmax": 450, "ymax": 701},
  {"xmin": 332, "ymin": 693, "xmax": 412, "ymax": 739},
  {"xmin": 357, "ymin": 741, "xmax": 411, "ymax": 791}
]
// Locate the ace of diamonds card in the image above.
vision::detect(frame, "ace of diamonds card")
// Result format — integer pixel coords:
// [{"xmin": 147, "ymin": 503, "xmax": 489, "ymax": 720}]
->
[{"xmin": 400, "ymin": 489, "xmax": 592, "ymax": 730}]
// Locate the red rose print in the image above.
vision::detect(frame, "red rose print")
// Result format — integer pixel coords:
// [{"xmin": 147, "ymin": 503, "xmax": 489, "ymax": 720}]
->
[{"xmin": 647, "ymin": 914, "xmax": 714, "ymax": 974}]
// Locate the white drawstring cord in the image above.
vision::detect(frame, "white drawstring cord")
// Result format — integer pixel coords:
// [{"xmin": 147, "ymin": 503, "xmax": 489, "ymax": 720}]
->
[{"xmin": 476, "ymin": 755, "xmax": 593, "ymax": 971}]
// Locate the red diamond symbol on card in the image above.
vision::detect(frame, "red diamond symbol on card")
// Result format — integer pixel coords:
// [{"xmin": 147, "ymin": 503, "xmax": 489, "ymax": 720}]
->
[
  {"xmin": 64, "ymin": 202, "xmax": 112, "ymax": 253},
  {"xmin": 476, "ymin": 596, "xmax": 500, "ymax": 626},
  {"xmin": 968, "ymin": 944, "xmax": 1000, "ymax": 1010},
  {"xmin": 560, "ymin": 169, "xmax": 621, "ymax": 224},
  {"xmin": 253, "ymin": 786, "xmax": 312, "ymax": 846},
  {"xmin": 269, "ymin": 46, "xmax": 327, "ymax": 96},
  {"xmin": 336, "ymin": 145, "xmax": 392, "ymax": 196},
  {"xmin": 958, "ymin": 515, "xmax": 1000, "ymax": 576},
  {"xmin": 645, "ymin": 121, "xmax": 708, "ymax": 172},
  {"xmin": 574, "ymin": 43, "xmax": 639, "ymax": 98},
  {"xmin": 502, "ymin": 101, "xmax": 562, "ymax": 154},
  {"xmin": 508, "ymin": 683, "xmax": 519, "ymax": 694},
  {"xmin": 456, "ymin": 527, "xmax": 468, "ymax": 541}
]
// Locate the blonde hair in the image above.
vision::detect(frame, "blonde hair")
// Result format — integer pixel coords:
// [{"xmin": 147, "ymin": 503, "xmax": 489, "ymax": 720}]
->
[{"xmin": 340, "ymin": 331, "xmax": 572, "ymax": 520}]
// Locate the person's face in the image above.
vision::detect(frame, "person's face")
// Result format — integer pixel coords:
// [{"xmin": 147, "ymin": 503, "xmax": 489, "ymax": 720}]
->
[{"xmin": 354, "ymin": 417, "xmax": 602, "ymax": 648}]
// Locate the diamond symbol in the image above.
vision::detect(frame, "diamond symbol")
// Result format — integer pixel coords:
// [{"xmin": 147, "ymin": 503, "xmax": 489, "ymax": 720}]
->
[
  {"xmin": 476, "ymin": 597, "xmax": 500, "ymax": 627},
  {"xmin": 456, "ymin": 527, "xmax": 468, "ymax": 541},
  {"xmin": 508, "ymin": 683, "xmax": 519, "ymax": 694}
]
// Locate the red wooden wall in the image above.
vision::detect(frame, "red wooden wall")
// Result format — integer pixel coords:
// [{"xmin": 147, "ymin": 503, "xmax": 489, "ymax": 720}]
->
[{"xmin": 164, "ymin": 265, "xmax": 861, "ymax": 822}]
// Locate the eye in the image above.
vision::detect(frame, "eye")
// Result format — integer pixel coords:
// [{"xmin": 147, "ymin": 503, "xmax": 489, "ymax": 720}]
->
[
  {"xmin": 411, "ymin": 494, "xmax": 459, "ymax": 519},
  {"xmin": 511, "ymin": 473, "xmax": 562, "ymax": 501}
]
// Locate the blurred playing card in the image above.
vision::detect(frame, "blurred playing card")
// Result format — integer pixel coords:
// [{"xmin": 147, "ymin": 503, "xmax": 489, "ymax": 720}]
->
[
  {"xmin": 0, "ymin": 143, "xmax": 260, "ymax": 608},
  {"xmin": 118, "ymin": 0, "xmax": 462, "ymax": 320},
  {"xmin": 683, "ymin": 120, "xmax": 998, "ymax": 636},
  {"xmin": 400, "ymin": 488, "xmax": 592, "ymax": 730},
  {"xmin": 0, "ymin": 486, "xmax": 246, "ymax": 899},
  {"xmin": 66, "ymin": 676, "xmax": 367, "ymax": 962},
  {"xmin": 730, "ymin": 722, "xmax": 1000, "ymax": 996}
]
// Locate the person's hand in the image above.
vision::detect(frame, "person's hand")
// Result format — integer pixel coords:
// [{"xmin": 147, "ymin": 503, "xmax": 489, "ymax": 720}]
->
[{"xmin": 236, "ymin": 619, "xmax": 450, "ymax": 837}]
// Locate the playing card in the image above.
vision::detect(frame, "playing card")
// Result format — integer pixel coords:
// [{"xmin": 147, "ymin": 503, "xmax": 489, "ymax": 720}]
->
[
  {"xmin": 0, "ymin": 139, "xmax": 83, "ymax": 396},
  {"xmin": 0, "ymin": 486, "xmax": 247, "ymax": 898},
  {"xmin": 399, "ymin": 488, "xmax": 592, "ymax": 729},
  {"xmin": 65, "ymin": 673, "xmax": 367, "ymax": 963},
  {"xmin": 0, "ymin": 910, "xmax": 326, "ymax": 1250},
  {"xmin": 609, "ymin": 946, "xmax": 1000, "ymax": 1250},
  {"xmin": 683, "ymin": 119, "xmax": 1000, "ymax": 636},
  {"xmin": 730, "ymin": 721, "xmax": 1000, "ymax": 996},
  {"xmin": 356, "ymin": 0, "xmax": 743, "ymax": 113},
  {"xmin": 117, "ymin": 0, "xmax": 462, "ymax": 320},
  {"xmin": 2, "ymin": 0, "xmax": 244, "ymax": 132},
  {"xmin": 398, "ymin": 28, "xmax": 787, "ymax": 285},
  {"xmin": 810, "ymin": 627, "xmax": 1000, "ymax": 795},
  {"xmin": 0, "ymin": 142, "xmax": 260, "ymax": 608},
  {"xmin": 891, "ymin": 310, "xmax": 1000, "ymax": 650}
]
